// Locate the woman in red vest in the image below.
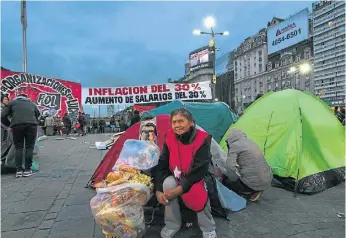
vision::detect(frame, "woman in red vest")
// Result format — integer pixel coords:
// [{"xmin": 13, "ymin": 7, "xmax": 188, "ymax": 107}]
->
[{"xmin": 154, "ymin": 108, "xmax": 217, "ymax": 238}]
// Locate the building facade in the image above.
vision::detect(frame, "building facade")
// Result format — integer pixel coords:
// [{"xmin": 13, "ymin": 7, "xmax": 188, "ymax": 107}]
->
[
  {"xmin": 233, "ymin": 28, "xmax": 268, "ymax": 113},
  {"xmin": 312, "ymin": 0, "xmax": 345, "ymax": 106}
]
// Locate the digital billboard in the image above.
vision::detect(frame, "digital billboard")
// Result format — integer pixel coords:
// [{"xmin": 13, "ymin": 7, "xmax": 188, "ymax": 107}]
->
[
  {"xmin": 189, "ymin": 46, "xmax": 211, "ymax": 72},
  {"xmin": 267, "ymin": 9, "xmax": 309, "ymax": 55}
]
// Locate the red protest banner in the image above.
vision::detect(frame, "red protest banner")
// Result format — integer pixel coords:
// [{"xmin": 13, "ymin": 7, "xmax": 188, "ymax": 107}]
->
[
  {"xmin": 82, "ymin": 81, "xmax": 212, "ymax": 105},
  {"xmin": 1, "ymin": 68, "xmax": 82, "ymax": 117}
]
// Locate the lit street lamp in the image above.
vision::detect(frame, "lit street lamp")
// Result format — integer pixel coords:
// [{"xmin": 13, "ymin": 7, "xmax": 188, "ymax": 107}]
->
[
  {"xmin": 287, "ymin": 63, "xmax": 312, "ymax": 89},
  {"xmin": 193, "ymin": 16, "xmax": 229, "ymax": 101}
]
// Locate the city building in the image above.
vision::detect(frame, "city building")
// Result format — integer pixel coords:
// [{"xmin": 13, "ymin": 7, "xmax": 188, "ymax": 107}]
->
[
  {"xmin": 233, "ymin": 28, "xmax": 268, "ymax": 113},
  {"xmin": 215, "ymin": 50, "xmax": 235, "ymax": 109},
  {"xmin": 312, "ymin": 0, "xmax": 345, "ymax": 107}
]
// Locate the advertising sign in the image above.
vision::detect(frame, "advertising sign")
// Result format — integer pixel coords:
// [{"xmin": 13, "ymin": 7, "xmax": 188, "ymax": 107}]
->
[
  {"xmin": 189, "ymin": 46, "xmax": 211, "ymax": 72},
  {"xmin": 82, "ymin": 82, "xmax": 212, "ymax": 105},
  {"xmin": 267, "ymin": 9, "xmax": 309, "ymax": 55},
  {"xmin": 1, "ymin": 69, "xmax": 82, "ymax": 117}
]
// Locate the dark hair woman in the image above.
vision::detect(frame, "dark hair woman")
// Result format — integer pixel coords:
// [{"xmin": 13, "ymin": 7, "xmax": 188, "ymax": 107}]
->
[{"xmin": 153, "ymin": 107, "xmax": 217, "ymax": 238}]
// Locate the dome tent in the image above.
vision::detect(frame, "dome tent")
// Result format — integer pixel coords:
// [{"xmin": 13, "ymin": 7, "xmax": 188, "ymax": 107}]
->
[
  {"xmin": 220, "ymin": 89, "xmax": 345, "ymax": 194},
  {"xmin": 142, "ymin": 100, "xmax": 238, "ymax": 143}
]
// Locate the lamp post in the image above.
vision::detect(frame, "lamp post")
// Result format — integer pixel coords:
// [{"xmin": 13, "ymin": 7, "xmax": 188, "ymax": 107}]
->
[
  {"xmin": 91, "ymin": 105, "xmax": 97, "ymax": 118},
  {"xmin": 193, "ymin": 16, "xmax": 229, "ymax": 101},
  {"xmin": 242, "ymin": 95, "xmax": 246, "ymax": 112}
]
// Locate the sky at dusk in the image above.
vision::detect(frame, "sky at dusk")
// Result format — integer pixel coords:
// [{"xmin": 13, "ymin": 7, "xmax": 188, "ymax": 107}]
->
[{"xmin": 1, "ymin": 1, "xmax": 312, "ymax": 115}]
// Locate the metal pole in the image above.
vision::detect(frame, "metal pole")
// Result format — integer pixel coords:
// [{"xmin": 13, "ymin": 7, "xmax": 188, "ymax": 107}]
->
[
  {"xmin": 21, "ymin": 0, "xmax": 27, "ymax": 72},
  {"xmin": 98, "ymin": 105, "xmax": 101, "ymax": 118},
  {"xmin": 212, "ymin": 41, "xmax": 216, "ymax": 101}
]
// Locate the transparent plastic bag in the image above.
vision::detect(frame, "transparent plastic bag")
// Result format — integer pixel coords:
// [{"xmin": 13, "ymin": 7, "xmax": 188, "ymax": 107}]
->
[
  {"xmin": 90, "ymin": 183, "xmax": 150, "ymax": 238},
  {"xmin": 113, "ymin": 139, "xmax": 160, "ymax": 171}
]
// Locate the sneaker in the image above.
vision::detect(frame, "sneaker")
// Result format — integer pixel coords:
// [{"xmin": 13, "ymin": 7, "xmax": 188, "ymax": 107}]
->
[
  {"xmin": 203, "ymin": 230, "xmax": 217, "ymax": 238},
  {"xmin": 23, "ymin": 169, "xmax": 34, "ymax": 177},
  {"xmin": 249, "ymin": 191, "xmax": 262, "ymax": 202},
  {"xmin": 16, "ymin": 170, "xmax": 23, "ymax": 178},
  {"xmin": 160, "ymin": 227, "xmax": 180, "ymax": 238}
]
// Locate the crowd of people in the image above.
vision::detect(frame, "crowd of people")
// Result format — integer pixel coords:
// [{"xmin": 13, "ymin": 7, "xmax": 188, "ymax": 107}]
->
[{"xmin": 36, "ymin": 109, "xmax": 142, "ymax": 137}]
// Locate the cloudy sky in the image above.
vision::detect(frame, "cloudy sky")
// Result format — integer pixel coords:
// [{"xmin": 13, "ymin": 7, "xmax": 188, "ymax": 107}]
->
[{"xmin": 2, "ymin": 1, "xmax": 311, "ymax": 115}]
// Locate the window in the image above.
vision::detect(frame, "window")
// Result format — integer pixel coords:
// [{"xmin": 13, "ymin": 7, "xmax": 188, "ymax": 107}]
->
[
  {"xmin": 259, "ymin": 64, "xmax": 263, "ymax": 72},
  {"xmin": 275, "ymin": 62, "xmax": 279, "ymax": 68},
  {"xmin": 281, "ymin": 59, "xmax": 286, "ymax": 66},
  {"xmin": 296, "ymin": 55, "xmax": 301, "ymax": 62},
  {"xmin": 304, "ymin": 48, "xmax": 311, "ymax": 59},
  {"xmin": 267, "ymin": 61, "xmax": 272, "ymax": 71}
]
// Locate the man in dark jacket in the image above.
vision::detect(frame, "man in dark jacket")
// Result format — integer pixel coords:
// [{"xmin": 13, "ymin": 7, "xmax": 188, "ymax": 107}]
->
[
  {"xmin": 77, "ymin": 112, "xmax": 86, "ymax": 136},
  {"xmin": 1, "ymin": 94, "xmax": 40, "ymax": 178},
  {"xmin": 62, "ymin": 113, "xmax": 72, "ymax": 136}
]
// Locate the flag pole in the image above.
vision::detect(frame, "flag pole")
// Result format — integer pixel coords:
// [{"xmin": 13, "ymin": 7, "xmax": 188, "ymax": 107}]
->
[{"xmin": 21, "ymin": 0, "xmax": 27, "ymax": 72}]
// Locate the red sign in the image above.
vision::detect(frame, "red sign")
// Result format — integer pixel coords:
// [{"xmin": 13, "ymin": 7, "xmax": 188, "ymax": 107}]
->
[{"xmin": 1, "ymin": 68, "xmax": 82, "ymax": 117}]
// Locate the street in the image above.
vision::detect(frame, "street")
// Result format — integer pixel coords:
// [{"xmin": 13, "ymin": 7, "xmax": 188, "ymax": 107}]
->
[{"xmin": 1, "ymin": 134, "xmax": 345, "ymax": 238}]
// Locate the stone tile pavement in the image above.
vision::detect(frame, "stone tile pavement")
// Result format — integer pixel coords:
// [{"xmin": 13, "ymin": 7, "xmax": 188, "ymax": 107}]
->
[{"xmin": 1, "ymin": 134, "xmax": 345, "ymax": 238}]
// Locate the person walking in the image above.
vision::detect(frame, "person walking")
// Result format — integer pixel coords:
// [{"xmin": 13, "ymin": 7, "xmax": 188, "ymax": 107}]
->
[
  {"xmin": 1, "ymin": 94, "xmax": 40, "ymax": 178},
  {"xmin": 77, "ymin": 112, "xmax": 86, "ymax": 136},
  {"xmin": 62, "ymin": 113, "xmax": 72, "ymax": 136},
  {"xmin": 99, "ymin": 119, "xmax": 105, "ymax": 133}
]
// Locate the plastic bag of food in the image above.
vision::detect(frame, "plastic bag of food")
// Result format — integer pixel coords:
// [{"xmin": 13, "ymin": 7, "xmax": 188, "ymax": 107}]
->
[
  {"xmin": 90, "ymin": 183, "xmax": 150, "ymax": 238},
  {"xmin": 113, "ymin": 139, "xmax": 160, "ymax": 171}
]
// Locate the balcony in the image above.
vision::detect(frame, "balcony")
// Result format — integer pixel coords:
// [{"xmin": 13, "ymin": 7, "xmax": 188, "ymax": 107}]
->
[
  {"xmin": 313, "ymin": 19, "xmax": 346, "ymax": 37},
  {"xmin": 315, "ymin": 39, "xmax": 345, "ymax": 54},
  {"xmin": 314, "ymin": 4, "xmax": 336, "ymax": 18},
  {"xmin": 315, "ymin": 60, "xmax": 345, "ymax": 72},
  {"xmin": 314, "ymin": 48, "xmax": 345, "ymax": 63},
  {"xmin": 314, "ymin": 30, "xmax": 345, "ymax": 45}
]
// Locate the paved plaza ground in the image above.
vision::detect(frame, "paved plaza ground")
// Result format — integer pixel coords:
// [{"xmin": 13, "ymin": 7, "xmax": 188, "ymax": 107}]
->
[{"xmin": 1, "ymin": 134, "xmax": 345, "ymax": 238}]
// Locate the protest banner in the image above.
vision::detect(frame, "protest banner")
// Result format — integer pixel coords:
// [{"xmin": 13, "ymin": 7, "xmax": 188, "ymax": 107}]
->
[
  {"xmin": 1, "ymin": 68, "xmax": 82, "ymax": 117},
  {"xmin": 82, "ymin": 81, "xmax": 212, "ymax": 105}
]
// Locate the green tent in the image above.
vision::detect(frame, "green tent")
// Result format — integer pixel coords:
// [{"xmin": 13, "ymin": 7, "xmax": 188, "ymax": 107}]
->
[
  {"xmin": 220, "ymin": 89, "xmax": 345, "ymax": 194},
  {"xmin": 142, "ymin": 100, "xmax": 238, "ymax": 143}
]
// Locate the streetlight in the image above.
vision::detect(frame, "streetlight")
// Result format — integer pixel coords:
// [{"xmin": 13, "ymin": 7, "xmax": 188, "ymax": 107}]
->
[
  {"xmin": 299, "ymin": 63, "xmax": 312, "ymax": 74},
  {"xmin": 193, "ymin": 16, "xmax": 229, "ymax": 100},
  {"xmin": 287, "ymin": 63, "xmax": 312, "ymax": 89}
]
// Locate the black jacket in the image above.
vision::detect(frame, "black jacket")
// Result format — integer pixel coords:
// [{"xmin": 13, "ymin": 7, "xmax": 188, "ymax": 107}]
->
[
  {"xmin": 130, "ymin": 114, "xmax": 140, "ymax": 126},
  {"xmin": 1, "ymin": 96, "xmax": 40, "ymax": 128},
  {"xmin": 153, "ymin": 126, "xmax": 212, "ymax": 193},
  {"xmin": 62, "ymin": 115, "xmax": 72, "ymax": 126}
]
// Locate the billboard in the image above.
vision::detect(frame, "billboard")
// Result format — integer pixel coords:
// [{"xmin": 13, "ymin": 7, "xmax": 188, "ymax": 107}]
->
[
  {"xmin": 1, "ymin": 68, "xmax": 82, "ymax": 117},
  {"xmin": 82, "ymin": 81, "xmax": 212, "ymax": 105},
  {"xmin": 189, "ymin": 46, "xmax": 211, "ymax": 72},
  {"xmin": 267, "ymin": 9, "xmax": 309, "ymax": 55}
]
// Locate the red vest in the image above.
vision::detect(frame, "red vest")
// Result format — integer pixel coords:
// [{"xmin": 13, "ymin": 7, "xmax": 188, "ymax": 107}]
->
[{"xmin": 165, "ymin": 128, "xmax": 209, "ymax": 212}]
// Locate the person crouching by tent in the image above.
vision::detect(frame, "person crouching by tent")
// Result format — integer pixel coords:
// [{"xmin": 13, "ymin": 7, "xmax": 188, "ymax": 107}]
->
[
  {"xmin": 153, "ymin": 108, "xmax": 217, "ymax": 238},
  {"xmin": 223, "ymin": 128, "xmax": 273, "ymax": 201}
]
